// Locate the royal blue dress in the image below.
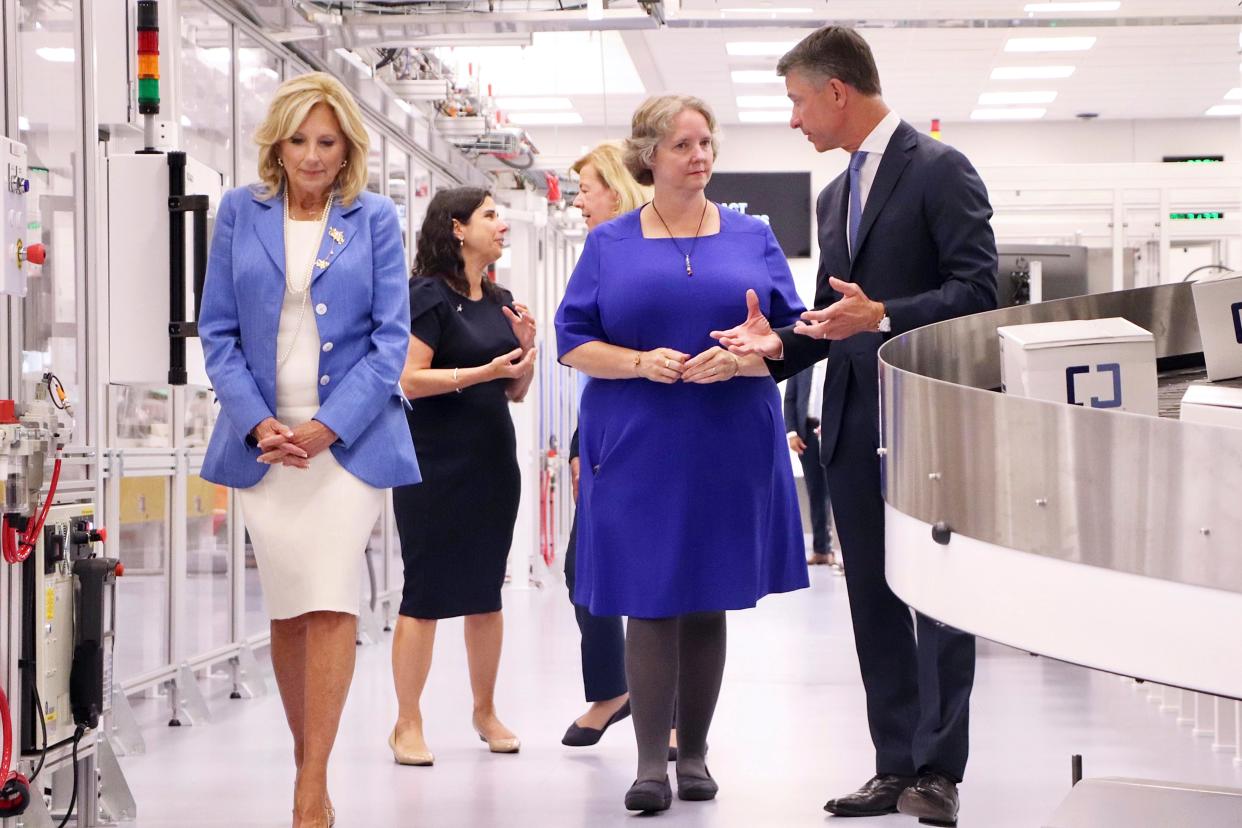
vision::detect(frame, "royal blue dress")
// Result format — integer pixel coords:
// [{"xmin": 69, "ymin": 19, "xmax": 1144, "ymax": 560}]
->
[{"xmin": 555, "ymin": 206, "xmax": 810, "ymax": 619}]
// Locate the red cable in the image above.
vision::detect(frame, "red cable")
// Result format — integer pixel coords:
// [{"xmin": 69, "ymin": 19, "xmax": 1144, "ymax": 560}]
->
[{"xmin": 0, "ymin": 683, "xmax": 12, "ymax": 785}]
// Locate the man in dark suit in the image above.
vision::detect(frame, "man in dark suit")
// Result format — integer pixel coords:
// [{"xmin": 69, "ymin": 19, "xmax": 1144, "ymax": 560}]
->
[
  {"xmin": 712, "ymin": 26, "xmax": 997, "ymax": 826},
  {"xmin": 783, "ymin": 365, "xmax": 838, "ymax": 567}
]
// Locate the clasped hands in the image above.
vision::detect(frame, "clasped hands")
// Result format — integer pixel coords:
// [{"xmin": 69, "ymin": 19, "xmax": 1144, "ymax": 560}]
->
[
  {"xmin": 710, "ymin": 277, "xmax": 885, "ymax": 358},
  {"xmin": 637, "ymin": 345, "xmax": 741, "ymax": 385},
  {"xmin": 252, "ymin": 417, "xmax": 338, "ymax": 468}
]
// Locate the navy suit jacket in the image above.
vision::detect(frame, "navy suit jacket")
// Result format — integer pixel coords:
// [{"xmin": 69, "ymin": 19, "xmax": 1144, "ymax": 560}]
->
[
  {"xmin": 199, "ymin": 184, "xmax": 421, "ymax": 490},
  {"xmin": 782, "ymin": 369, "xmax": 813, "ymax": 440},
  {"xmin": 770, "ymin": 121, "xmax": 998, "ymax": 463}
]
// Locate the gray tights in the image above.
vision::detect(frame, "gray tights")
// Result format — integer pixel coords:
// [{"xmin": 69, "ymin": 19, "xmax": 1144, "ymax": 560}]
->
[{"xmin": 625, "ymin": 611, "xmax": 727, "ymax": 783}]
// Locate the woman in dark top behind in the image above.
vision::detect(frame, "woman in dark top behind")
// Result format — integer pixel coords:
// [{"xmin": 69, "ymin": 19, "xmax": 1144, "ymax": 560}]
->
[{"xmin": 389, "ymin": 187, "xmax": 536, "ymax": 766}]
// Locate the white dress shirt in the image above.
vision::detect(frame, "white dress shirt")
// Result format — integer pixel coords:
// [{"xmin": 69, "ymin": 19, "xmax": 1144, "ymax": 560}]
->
[{"xmin": 847, "ymin": 109, "xmax": 902, "ymax": 253}]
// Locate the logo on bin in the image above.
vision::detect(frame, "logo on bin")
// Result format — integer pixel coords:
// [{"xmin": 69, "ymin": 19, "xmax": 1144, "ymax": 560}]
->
[
  {"xmin": 1233, "ymin": 301, "xmax": 1242, "ymax": 344},
  {"xmin": 1065, "ymin": 363, "xmax": 1122, "ymax": 409}
]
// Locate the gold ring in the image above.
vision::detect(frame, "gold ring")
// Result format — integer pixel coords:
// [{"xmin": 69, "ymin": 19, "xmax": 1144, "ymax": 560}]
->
[{"xmin": 665, "ymin": 359, "xmax": 672, "ymax": 369}]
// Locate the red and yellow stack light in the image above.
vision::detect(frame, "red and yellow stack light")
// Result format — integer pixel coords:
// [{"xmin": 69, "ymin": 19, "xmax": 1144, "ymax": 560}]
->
[
  {"xmin": 137, "ymin": 0, "xmax": 160, "ymax": 115},
  {"xmin": 930, "ymin": 118, "xmax": 942, "ymax": 141}
]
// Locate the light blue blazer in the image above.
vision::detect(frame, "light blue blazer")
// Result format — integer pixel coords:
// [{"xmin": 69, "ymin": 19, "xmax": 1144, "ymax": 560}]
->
[{"xmin": 199, "ymin": 184, "xmax": 421, "ymax": 490}]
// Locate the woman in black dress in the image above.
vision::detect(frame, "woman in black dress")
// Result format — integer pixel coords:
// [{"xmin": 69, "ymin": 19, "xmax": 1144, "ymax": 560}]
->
[{"xmin": 389, "ymin": 187, "xmax": 536, "ymax": 765}]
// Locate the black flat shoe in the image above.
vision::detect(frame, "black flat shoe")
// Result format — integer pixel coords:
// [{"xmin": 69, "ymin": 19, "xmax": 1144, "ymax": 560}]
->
[
  {"xmin": 624, "ymin": 777, "xmax": 672, "ymax": 812},
  {"xmin": 824, "ymin": 774, "xmax": 917, "ymax": 817},
  {"xmin": 897, "ymin": 771, "xmax": 960, "ymax": 826},
  {"xmin": 667, "ymin": 745, "xmax": 678, "ymax": 762},
  {"xmin": 676, "ymin": 767, "xmax": 718, "ymax": 801},
  {"xmin": 561, "ymin": 701, "xmax": 631, "ymax": 747}
]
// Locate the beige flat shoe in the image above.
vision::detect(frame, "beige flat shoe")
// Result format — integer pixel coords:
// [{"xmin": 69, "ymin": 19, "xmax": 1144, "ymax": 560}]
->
[
  {"xmin": 389, "ymin": 728, "xmax": 435, "ymax": 766},
  {"xmin": 478, "ymin": 732, "xmax": 521, "ymax": 754}
]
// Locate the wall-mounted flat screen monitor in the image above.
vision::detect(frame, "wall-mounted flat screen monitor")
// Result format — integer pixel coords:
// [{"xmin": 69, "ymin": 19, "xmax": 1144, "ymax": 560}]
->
[
  {"xmin": 996, "ymin": 244, "xmax": 1089, "ymax": 306},
  {"xmin": 706, "ymin": 172, "xmax": 812, "ymax": 258}
]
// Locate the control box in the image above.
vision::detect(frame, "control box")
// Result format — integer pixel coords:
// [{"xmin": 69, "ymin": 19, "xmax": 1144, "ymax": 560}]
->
[{"xmin": 21, "ymin": 504, "xmax": 112, "ymax": 750}]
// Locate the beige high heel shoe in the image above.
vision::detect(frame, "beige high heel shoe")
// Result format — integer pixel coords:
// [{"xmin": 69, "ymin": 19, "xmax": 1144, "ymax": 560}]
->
[{"xmin": 388, "ymin": 727, "xmax": 435, "ymax": 766}]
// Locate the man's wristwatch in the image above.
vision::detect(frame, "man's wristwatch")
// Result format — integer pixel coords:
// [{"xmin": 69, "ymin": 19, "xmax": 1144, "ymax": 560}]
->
[{"xmin": 874, "ymin": 302, "xmax": 891, "ymax": 334}]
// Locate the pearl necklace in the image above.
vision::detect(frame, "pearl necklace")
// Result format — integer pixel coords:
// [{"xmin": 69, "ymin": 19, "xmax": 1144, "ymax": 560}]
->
[{"xmin": 276, "ymin": 192, "xmax": 333, "ymax": 371}]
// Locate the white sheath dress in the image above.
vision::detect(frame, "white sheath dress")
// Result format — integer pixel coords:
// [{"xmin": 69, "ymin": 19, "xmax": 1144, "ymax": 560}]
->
[{"xmin": 237, "ymin": 218, "xmax": 384, "ymax": 620}]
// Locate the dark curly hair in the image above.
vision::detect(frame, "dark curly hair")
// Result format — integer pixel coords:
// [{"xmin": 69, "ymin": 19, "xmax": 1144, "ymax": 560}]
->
[{"xmin": 412, "ymin": 186, "xmax": 500, "ymax": 300}]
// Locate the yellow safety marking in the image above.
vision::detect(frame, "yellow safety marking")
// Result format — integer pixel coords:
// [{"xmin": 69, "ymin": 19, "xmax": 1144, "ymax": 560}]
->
[{"xmin": 45, "ymin": 587, "xmax": 55, "ymax": 621}]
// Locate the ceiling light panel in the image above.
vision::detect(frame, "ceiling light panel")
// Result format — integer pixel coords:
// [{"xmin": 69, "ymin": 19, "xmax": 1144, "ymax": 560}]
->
[
  {"xmin": 1005, "ymin": 36, "xmax": 1097, "ymax": 52},
  {"xmin": 970, "ymin": 108, "xmax": 1048, "ymax": 120},
  {"xmin": 1225, "ymin": 88, "xmax": 1242, "ymax": 101},
  {"xmin": 978, "ymin": 91, "xmax": 1057, "ymax": 105},
  {"xmin": 435, "ymin": 32, "xmax": 643, "ymax": 97},
  {"xmin": 1206, "ymin": 104, "xmax": 1242, "ymax": 117},
  {"xmin": 990, "ymin": 66, "xmax": 1076, "ymax": 80}
]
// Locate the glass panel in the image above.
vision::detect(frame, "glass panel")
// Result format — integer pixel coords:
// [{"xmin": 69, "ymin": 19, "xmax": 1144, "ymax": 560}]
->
[
  {"xmin": 115, "ymin": 475, "xmax": 171, "ymax": 681},
  {"xmin": 108, "ymin": 385, "xmax": 174, "ymax": 448},
  {"xmin": 184, "ymin": 387, "xmax": 216, "ymax": 446},
  {"xmin": 178, "ymin": 0, "xmax": 233, "ymax": 186},
  {"xmin": 17, "ymin": 0, "xmax": 83, "ymax": 427},
  {"xmin": 237, "ymin": 35, "xmax": 283, "ymax": 189},
  {"xmin": 184, "ymin": 477, "xmax": 231, "ymax": 655},
  {"xmin": 366, "ymin": 127, "xmax": 383, "ymax": 194},
  {"xmin": 388, "ymin": 146, "xmax": 410, "ymax": 259}
]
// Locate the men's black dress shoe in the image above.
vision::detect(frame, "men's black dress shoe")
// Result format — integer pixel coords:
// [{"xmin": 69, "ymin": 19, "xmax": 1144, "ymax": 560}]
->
[
  {"xmin": 897, "ymin": 771, "xmax": 959, "ymax": 826},
  {"xmin": 824, "ymin": 774, "xmax": 917, "ymax": 817},
  {"xmin": 676, "ymin": 767, "xmax": 718, "ymax": 801},
  {"xmin": 561, "ymin": 701, "xmax": 631, "ymax": 747},
  {"xmin": 624, "ymin": 777, "xmax": 673, "ymax": 812}
]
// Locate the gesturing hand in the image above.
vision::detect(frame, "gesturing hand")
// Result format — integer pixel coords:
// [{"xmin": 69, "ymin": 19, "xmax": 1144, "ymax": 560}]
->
[
  {"xmin": 637, "ymin": 348, "xmax": 689, "ymax": 384},
  {"xmin": 253, "ymin": 417, "xmax": 310, "ymax": 468},
  {"xmin": 288, "ymin": 419, "xmax": 339, "ymax": 460},
  {"xmin": 503, "ymin": 303, "xmax": 537, "ymax": 352},
  {"xmin": 788, "ymin": 433, "xmax": 807, "ymax": 455},
  {"xmin": 794, "ymin": 277, "xmax": 885, "ymax": 341},
  {"xmin": 681, "ymin": 346, "xmax": 742, "ymax": 384},
  {"xmin": 489, "ymin": 346, "xmax": 538, "ymax": 381},
  {"xmin": 710, "ymin": 289, "xmax": 783, "ymax": 358}
]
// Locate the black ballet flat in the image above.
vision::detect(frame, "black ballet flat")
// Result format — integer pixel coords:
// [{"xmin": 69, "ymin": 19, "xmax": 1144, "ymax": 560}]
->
[
  {"xmin": 624, "ymin": 777, "xmax": 672, "ymax": 812},
  {"xmin": 561, "ymin": 700, "xmax": 631, "ymax": 747},
  {"xmin": 676, "ymin": 767, "xmax": 718, "ymax": 801}
]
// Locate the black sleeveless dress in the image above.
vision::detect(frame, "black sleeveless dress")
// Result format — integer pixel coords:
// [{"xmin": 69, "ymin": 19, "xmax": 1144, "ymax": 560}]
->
[{"xmin": 394, "ymin": 276, "xmax": 522, "ymax": 619}]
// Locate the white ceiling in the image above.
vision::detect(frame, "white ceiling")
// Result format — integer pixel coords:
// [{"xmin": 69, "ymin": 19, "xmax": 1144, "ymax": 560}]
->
[{"xmin": 431, "ymin": 0, "xmax": 1242, "ymax": 137}]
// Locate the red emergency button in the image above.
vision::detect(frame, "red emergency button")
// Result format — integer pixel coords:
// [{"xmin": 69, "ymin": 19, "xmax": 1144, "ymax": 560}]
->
[
  {"xmin": 114, "ymin": 561, "xmax": 124, "ymax": 577},
  {"xmin": 24, "ymin": 243, "xmax": 45, "ymax": 265}
]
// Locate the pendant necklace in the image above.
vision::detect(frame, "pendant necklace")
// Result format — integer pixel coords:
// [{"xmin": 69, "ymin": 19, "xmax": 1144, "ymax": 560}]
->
[{"xmin": 650, "ymin": 198, "xmax": 709, "ymax": 276}]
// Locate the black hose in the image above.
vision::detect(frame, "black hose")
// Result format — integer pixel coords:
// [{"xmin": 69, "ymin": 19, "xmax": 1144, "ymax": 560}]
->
[{"xmin": 1181, "ymin": 263, "xmax": 1232, "ymax": 282}]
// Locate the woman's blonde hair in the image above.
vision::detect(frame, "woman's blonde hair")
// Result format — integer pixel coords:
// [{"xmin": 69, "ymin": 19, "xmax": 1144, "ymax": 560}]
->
[
  {"xmin": 254, "ymin": 72, "xmax": 370, "ymax": 205},
  {"xmin": 571, "ymin": 141, "xmax": 649, "ymax": 216},
  {"xmin": 623, "ymin": 95, "xmax": 720, "ymax": 187}
]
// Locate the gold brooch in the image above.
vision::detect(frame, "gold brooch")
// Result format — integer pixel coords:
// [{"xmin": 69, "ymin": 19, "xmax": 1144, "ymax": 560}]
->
[
  {"xmin": 315, "ymin": 258, "xmax": 330, "ymax": 270},
  {"xmin": 328, "ymin": 227, "xmax": 345, "ymax": 244}
]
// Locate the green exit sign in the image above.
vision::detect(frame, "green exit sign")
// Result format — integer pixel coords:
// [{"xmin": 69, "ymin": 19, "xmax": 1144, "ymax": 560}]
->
[{"xmin": 1170, "ymin": 211, "xmax": 1224, "ymax": 220}]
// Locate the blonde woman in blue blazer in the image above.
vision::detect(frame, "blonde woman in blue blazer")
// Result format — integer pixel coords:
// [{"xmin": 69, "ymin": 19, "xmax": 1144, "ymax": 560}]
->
[{"xmin": 199, "ymin": 72, "xmax": 419, "ymax": 828}]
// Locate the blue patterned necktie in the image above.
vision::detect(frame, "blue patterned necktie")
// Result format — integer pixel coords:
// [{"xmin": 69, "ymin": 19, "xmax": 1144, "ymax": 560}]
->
[{"xmin": 848, "ymin": 150, "xmax": 868, "ymax": 259}]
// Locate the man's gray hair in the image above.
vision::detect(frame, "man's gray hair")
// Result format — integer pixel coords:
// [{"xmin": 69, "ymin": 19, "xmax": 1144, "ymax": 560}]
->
[{"xmin": 776, "ymin": 26, "xmax": 882, "ymax": 96}]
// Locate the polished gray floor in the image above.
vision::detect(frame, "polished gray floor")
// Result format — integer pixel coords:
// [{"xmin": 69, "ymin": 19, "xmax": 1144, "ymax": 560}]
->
[{"xmin": 116, "ymin": 567, "xmax": 1242, "ymax": 827}]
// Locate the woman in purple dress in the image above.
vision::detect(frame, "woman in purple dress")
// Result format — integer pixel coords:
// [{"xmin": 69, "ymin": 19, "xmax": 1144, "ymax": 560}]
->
[{"xmin": 554, "ymin": 95, "xmax": 809, "ymax": 813}]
